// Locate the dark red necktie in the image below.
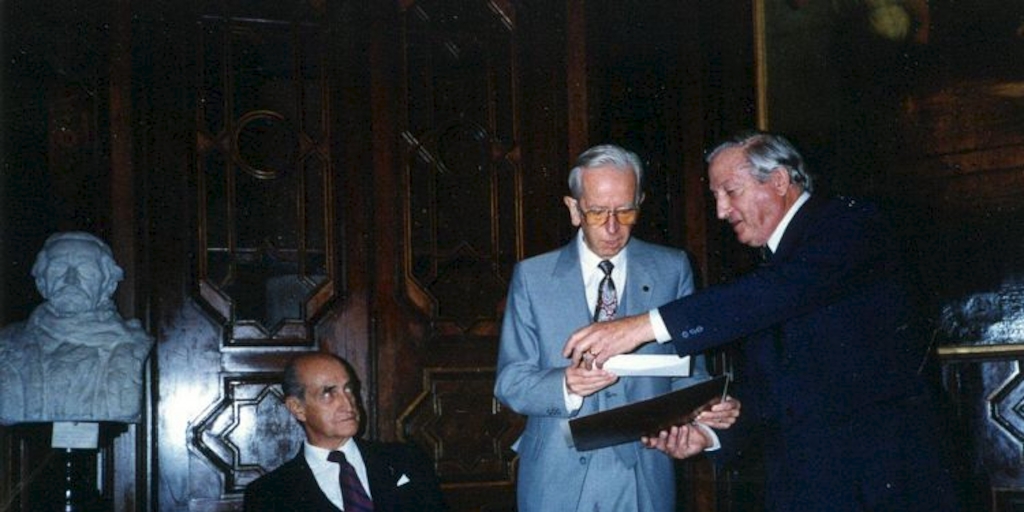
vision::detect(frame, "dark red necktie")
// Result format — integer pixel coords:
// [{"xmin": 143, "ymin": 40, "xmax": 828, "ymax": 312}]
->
[{"xmin": 327, "ymin": 451, "xmax": 374, "ymax": 512}]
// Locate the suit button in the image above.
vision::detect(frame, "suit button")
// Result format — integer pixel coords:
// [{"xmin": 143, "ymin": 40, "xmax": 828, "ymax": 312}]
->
[{"xmin": 579, "ymin": 457, "xmax": 587, "ymax": 465}]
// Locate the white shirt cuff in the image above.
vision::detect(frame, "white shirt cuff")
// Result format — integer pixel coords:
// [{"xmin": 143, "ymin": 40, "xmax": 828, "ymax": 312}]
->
[
  {"xmin": 564, "ymin": 376, "xmax": 583, "ymax": 412},
  {"xmin": 694, "ymin": 422, "xmax": 721, "ymax": 451},
  {"xmin": 649, "ymin": 309, "xmax": 672, "ymax": 343}
]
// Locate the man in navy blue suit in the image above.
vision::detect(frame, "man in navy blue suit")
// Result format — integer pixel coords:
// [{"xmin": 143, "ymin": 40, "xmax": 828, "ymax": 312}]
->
[
  {"xmin": 244, "ymin": 352, "xmax": 448, "ymax": 511},
  {"xmin": 564, "ymin": 132, "xmax": 960, "ymax": 511}
]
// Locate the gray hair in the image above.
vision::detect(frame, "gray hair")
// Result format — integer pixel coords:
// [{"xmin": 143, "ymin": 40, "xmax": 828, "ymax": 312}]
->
[
  {"xmin": 706, "ymin": 132, "xmax": 813, "ymax": 193},
  {"xmin": 282, "ymin": 356, "xmax": 308, "ymax": 400},
  {"xmin": 568, "ymin": 144, "xmax": 644, "ymax": 204}
]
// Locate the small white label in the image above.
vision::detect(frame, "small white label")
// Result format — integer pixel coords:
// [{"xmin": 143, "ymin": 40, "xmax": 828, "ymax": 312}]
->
[{"xmin": 51, "ymin": 422, "xmax": 99, "ymax": 449}]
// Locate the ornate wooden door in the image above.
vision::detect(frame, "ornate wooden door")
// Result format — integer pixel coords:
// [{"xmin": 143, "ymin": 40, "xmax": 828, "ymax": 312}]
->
[
  {"xmin": 145, "ymin": 1, "xmax": 567, "ymax": 510},
  {"xmin": 147, "ymin": 1, "xmax": 376, "ymax": 510},
  {"xmin": 363, "ymin": 2, "xmax": 558, "ymax": 509}
]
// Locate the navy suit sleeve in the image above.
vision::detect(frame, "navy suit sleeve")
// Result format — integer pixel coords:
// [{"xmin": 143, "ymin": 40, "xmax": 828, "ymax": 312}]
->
[
  {"xmin": 658, "ymin": 199, "xmax": 897, "ymax": 354},
  {"xmin": 243, "ymin": 455, "xmax": 328, "ymax": 512}
]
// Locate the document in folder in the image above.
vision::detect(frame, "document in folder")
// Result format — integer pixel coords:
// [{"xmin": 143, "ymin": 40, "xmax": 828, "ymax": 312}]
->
[{"xmin": 569, "ymin": 375, "xmax": 729, "ymax": 451}]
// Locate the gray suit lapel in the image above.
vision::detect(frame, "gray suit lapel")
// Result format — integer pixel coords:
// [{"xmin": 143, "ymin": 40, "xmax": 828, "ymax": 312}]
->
[
  {"xmin": 622, "ymin": 241, "xmax": 656, "ymax": 316},
  {"xmin": 553, "ymin": 241, "xmax": 593, "ymax": 325}
]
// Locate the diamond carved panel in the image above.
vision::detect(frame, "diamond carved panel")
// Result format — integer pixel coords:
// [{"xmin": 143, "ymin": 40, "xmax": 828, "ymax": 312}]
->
[
  {"xmin": 195, "ymin": 13, "xmax": 335, "ymax": 345},
  {"xmin": 401, "ymin": 1, "xmax": 521, "ymax": 336},
  {"xmin": 191, "ymin": 374, "xmax": 306, "ymax": 493},
  {"xmin": 992, "ymin": 366, "xmax": 1024, "ymax": 446},
  {"xmin": 397, "ymin": 368, "xmax": 524, "ymax": 483}
]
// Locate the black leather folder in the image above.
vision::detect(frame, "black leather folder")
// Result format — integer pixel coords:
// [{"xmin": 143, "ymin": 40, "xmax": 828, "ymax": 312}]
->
[{"xmin": 569, "ymin": 374, "xmax": 729, "ymax": 451}]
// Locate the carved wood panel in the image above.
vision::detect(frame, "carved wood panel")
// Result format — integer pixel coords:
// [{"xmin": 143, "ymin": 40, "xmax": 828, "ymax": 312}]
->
[
  {"xmin": 152, "ymin": 2, "xmax": 355, "ymax": 511},
  {"xmin": 194, "ymin": 5, "xmax": 335, "ymax": 345},
  {"xmin": 392, "ymin": 1, "xmax": 525, "ymax": 509},
  {"xmin": 190, "ymin": 375, "xmax": 306, "ymax": 494},
  {"xmin": 942, "ymin": 360, "xmax": 1024, "ymax": 511},
  {"xmin": 398, "ymin": 368, "xmax": 521, "ymax": 483},
  {"xmin": 401, "ymin": 0, "xmax": 520, "ymax": 328}
]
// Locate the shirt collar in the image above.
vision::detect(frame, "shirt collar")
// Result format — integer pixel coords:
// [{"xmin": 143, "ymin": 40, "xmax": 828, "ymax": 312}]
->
[
  {"xmin": 766, "ymin": 191, "xmax": 810, "ymax": 253},
  {"xmin": 304, "ymin": 438, "xmax": 362, "ymax": 470},
  {"xmin": 575, "ymin": 230, "xmax": 627, "ymax": 273}
]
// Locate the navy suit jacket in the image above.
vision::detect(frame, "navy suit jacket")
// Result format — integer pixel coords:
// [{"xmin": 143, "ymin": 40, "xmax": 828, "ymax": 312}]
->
[
  {"xmin": 657, "ymin": 195, "xmax": 959, "ymax": 511},
  {"xmin": 243, "ymin": 439, "xmax": 448, "ymax": 512}
]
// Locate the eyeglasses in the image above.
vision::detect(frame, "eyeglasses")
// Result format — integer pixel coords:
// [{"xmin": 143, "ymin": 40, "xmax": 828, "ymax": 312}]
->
[{"xmin": 577, "ymin": 205, "xmax": 639, "ymax": 226}]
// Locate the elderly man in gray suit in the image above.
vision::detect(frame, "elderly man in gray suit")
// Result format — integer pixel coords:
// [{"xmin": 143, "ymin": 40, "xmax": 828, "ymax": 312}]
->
[{"xmin": 495, "ymin": 144, "xmax": 740, "ymax": 512}]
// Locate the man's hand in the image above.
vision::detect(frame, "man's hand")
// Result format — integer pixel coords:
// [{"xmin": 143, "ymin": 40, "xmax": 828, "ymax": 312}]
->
[
  {"xmin": 565, "ymin": 360, "xmax": 617, "ymax": 397},
  {"xmin": 696, "ymin": 397, "xmax": 741, "ymax": 429},
  {"xmin": 641, "ymin": 423, "xmax": 711, "ymax": 460},
  {"xmin": 562, "ymin": 314, "xmax": 655, "ymax": 366}
]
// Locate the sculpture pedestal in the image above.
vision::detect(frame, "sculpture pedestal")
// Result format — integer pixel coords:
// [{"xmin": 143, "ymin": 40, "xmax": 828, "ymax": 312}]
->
[
  {"xmin": 1, "ymin": 422, "xmax": 123, "ymax": 512},
  {"xmin": 60, "ymin": 448, "xmax": 106, "ymax": 512},
  {"xmin": 52, "ymin": 422, "xmax": 106, "ymax": 511}
]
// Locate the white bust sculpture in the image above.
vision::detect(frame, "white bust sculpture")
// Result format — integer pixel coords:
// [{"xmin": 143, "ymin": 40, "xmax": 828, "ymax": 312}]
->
[{"xmin": 0, "ymin": 232, "xmax": 154, "ymax": 425}]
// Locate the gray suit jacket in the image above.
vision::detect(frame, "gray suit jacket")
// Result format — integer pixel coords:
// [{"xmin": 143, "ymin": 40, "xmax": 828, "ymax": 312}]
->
[{"xmin": 494, "ymin": 237, "xmax": 706, "ymax": 512}]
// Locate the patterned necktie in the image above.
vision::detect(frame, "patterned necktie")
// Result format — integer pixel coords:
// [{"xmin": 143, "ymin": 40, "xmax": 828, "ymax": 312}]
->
[
  {"xmin": 327, "ymin": 451, "xmax": 374, "ymax": 512},
  {"xmin": 594, "ymin": 260, "xmax": 617, "ymax": 322}
]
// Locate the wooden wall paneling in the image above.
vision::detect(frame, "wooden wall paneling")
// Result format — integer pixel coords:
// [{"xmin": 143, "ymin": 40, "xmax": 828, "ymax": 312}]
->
[
  {"xmin": 0, "ymin": 428, "xmax": 7, "ymax": 509},
  {"xmin": 316, "ymin": 0, "xmax": 375, "ymax": 432},
  {"xmin": 369, "ymin": 2, "xmax": 573, "ymax": 510},
  {"xmin": 192, "ymin": 14, "xmax": 337, "ymax": 348},
  {"xmin": 2, "ymin": 3, "xmax": 126, "ymax": 316},
  {"xmin": 941, "ymin": 360, "xmax": 1021, "ymax": 511},
  {"xmin": 394, "ymin": 1, "xmax": 525, "ymax": 508},
  {"xmin": 583, "ymin": 0, "xmax": 710, "ymax": 252},
  {"xmin": 365, "ymin": 0, "xmax": 404, "ymax": 443},
  {"xmin": 188, "ymin": 2, "xmax": 336, "ymax": 496},
  {"xmin": 674, "ymin": 1, "xmax": 710, "ymax": 285},
  {"xmin": 134, "ymin": 2, "xmax": 194, "ymax": 510},
  {"xmin": 701, "ymin": 0, "xmax": 760, "ymax": 290},
  {"xmin": 518, "ymin": 0, "xmax": 571, "ymax": 254},
  {"xmin": 566, "ymin": 0, "xmax": 588, "ymax": 161},
  {"xmin": 109, "ymin": 0, "xmax": 144, "ymax": 507}
]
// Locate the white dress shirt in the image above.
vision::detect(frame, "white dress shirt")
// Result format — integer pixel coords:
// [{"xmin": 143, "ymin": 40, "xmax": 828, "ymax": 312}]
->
[
  {"xmin": 564, "ymin": 230, "xmax": 628, "ymax": 412},
  {"xmin": 304, "ymin": 439, "xmax": 372, "ymax": 510}
]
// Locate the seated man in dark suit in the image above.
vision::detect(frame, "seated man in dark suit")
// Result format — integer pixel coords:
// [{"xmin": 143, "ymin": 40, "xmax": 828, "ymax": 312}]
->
[{"xmin": 244, "ymin": 352, "xmax": 448, "ymax": 512}]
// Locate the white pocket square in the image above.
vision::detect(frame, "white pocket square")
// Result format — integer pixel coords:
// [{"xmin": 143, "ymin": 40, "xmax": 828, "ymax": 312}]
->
[{"xmin": 397, "ymin": 474, "xmax": 410, "ymax": 486}]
